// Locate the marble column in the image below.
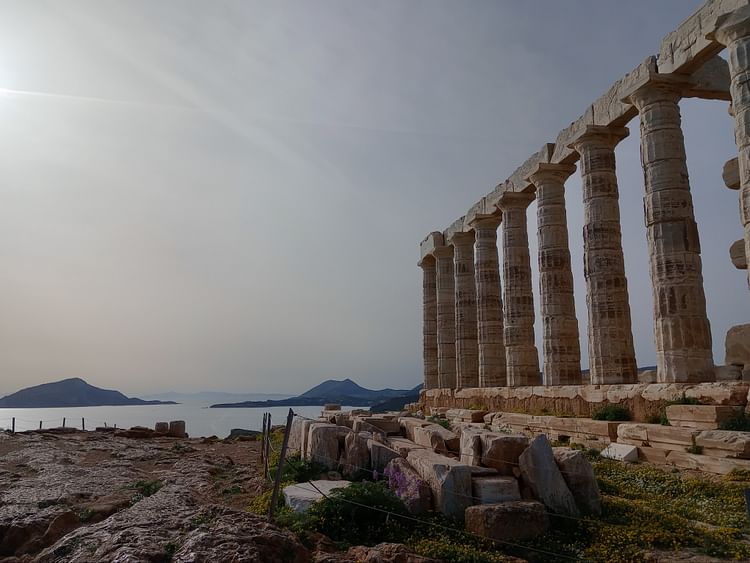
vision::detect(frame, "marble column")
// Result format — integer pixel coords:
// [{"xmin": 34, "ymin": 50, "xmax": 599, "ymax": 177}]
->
[
  {"xmin": 449, "ymin": 231, "xmax": 479, "ymax": 389},
  {"xmin": 419, "ymin": 256, "xmax": 439, "ymax": 389},
  {"xmin": 528, "ymin": 163, "xmax": 582, "ymax": 386},
  {"xmin": 711, "ymin": 7, "xmax": 750, "ymax": 290},
  {"xmin": 496, "ymin": 192, "xmax": 540, "ymax": 386},
  {"xmin": 628, "ymin": 79, "xmax": 714, "ymax": 382},
  {"xmin": 471, "ymin": 214, "xmax": 507, "ymax": 387},
  {"xmin": 434, "ymin": 246, "xmax": 457, "ymax": 389},
  {"xmin": 569, "ymin": 126, "xmax": 638, "ymax": 384}
]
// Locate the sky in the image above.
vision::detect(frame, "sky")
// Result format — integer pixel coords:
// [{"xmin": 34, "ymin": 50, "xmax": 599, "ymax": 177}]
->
[{"xmin": 0, "ymin": 0, "xmax": 746, "ymax": 397}]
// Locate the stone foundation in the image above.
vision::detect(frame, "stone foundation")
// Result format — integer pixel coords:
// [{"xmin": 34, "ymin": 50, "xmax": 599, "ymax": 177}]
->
[{"xmin": 419, "ymin": 382, "xmax": 750, "ymax": 422}]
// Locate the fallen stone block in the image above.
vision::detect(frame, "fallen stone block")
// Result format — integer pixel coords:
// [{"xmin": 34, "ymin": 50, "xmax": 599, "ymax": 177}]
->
[
  {"xmin": 168, "ymin": 421, "xmax": 187, "ymax": 438},
  {"xmin": 726, "ymin": 324, "xmax": 750, "ymax": 368},
  {"xmin": 459, "ymin": 427, "xmax": 483, "ymax": 466},
  {"xmin": 472, "ymin": 475, "xmax": 520, "ymax": 504},
  {"xmin": 307, "ymin": 423, "xmax": 350, "ymax": 469},
  {"xmin": 406, "ymin": 448, "xmax": 473, "ymax": 518},
  {"xmin": 446, "ymin": 408, "xmax": 488, "ymax": 423},
  {"xmin": 386, "ymin": 436, "xmax": 424, "ymax": 457},
  {"xmin": 552, "ymin": 448, "xmax": 601, "ymax": 516},
  {"xmin": 465, "ymin": 501, "xmax": 548, "ymax": 541},
  {"xmin": 601, "ymin": 443, "xmax": 639, "ymax": 462},
  {"xmin": 341, "ymin": 431, "xmax": 370, "ymax": 478},
  {"xmin": 384, "ymin": 457, "xmax": 432, "ymax": 514},
  {"xmin": 357, "ymin": 417, "xmax": 401, "ymax": 435},
  {"xmin": 617, "ymin": 424, "xmax": 649, "ymax": 443},
  {"xmin": 695, "ymin": 430, "xmax": 750, "ymax": 458},
  {"xmin": 665, "ymin": 450, "xmax": 750, "ymax": 475},
  {"xmin": 666, "ymin": 405, "xmax": 742, "ymax": 430},
  {"xmin": 481, "ymin": 433, "xmax": 529, "ymax": 475},
  {"xmin": 283, "ymin": 480, "xmax": 351, "ymax": 512},
  {"xmin": 399, "ymin": 417, "xmax": 432, "ymax": 441},
  {"xmin": 369, "ymin": 440, "xmax": 402, "ymax": 473},
  {"xmin": 352, "ymin": 419, "xmax": 387, "ymax": 437},
  {"xmin": 519, "ymin": 435, "xmax": 579, "ymax": 517},
  {"xmin": 638, "ymin": 446, "xmax": 668, "ymax": 464},
  {"xmin": 413, "ymin": 424, "xmax": 459, "ymax": 454},
  {"xmin": 646, "ymin": 425, "xmax": 700, "ymax": 448},
  {"xmin": 154, "ymin": 422, "xmax": 169, "ymax": 434}
]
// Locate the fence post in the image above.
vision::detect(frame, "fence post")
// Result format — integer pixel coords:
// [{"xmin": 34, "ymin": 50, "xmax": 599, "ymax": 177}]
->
[
  {"xmin": 261, "ymin": 413, "xmax": 267, "ymax": 466},
  {"xmin": 82, "ymin": 418, "xmax": 85, "ymax": 431},
  {"xmin": 39, "ymin": 421, "xmax": 42, "ymax": 430},
  {"xmin": 745, "ymin": 489, "xmax": 750, "ymax": 523},
  {"xmin": 263, "ymin": 413, "xmax": 271, "ymax": 481},
  {"xmin": 62, "ymin": 417, "xmax": 66, "ymax": 428},
  {"xmin": 269, "ymin": 409, "xmax": 294, "ymax": 521},
  {"xmin": 11, "ymin": 417, "xmax": 15, "ymax": 434}
]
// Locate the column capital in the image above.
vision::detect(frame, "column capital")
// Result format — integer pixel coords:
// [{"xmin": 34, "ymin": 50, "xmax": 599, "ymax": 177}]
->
[
  {"xmin": 417, "ymin": 255, "xmax": 436, "ymax": 269},
  {"xmin": 526, "ymin": 162, "xmax": 577, "ymax": 186},
  {"xmin": 623, "ymin": 74, "xmax": 692, "ymax": 109},
  {"xmin": 468, "ymin": 212, "xmax": 502, "ymax": 231},
  {"xmin": 495, "ymin": 190, "xmax": 535, "ymax": 211},
  {"xmin": 446, "ymin": 230, "xmax": 475, "ymax": 247},
  {"xmin": 708, "ymin": 5, "xmax": 750, "ymax": 45},
  {"xmin": 568, "ymin": 125, "xmax": 629, "ymax": 152},
  {"xmin": 432, "ymin": 245, "xmax": 454, "ymax": 259}
]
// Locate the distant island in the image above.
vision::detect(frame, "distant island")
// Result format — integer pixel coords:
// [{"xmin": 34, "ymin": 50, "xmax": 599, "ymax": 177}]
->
[
  {"xmin": 140, "ymin": 391, "xmax": 292, "ymax": 405},
  {"xmin": 0, "ymin": 378, "xmax": 177, "ymax": 408},
  {"xmin": 210, "ymin": 378, "xmax": 421, "ymax": 411}
]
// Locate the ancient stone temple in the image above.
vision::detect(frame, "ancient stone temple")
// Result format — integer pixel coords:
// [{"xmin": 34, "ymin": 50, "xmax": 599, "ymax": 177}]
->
[{"xmin": 418, "ymin": 0, "xmax": 750, "ymax": 412}]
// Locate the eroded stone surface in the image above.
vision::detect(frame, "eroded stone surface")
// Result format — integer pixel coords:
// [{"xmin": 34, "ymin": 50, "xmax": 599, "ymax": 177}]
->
[{"xmin": 518, "ymin": 435, "xmax": 579, "ymax": 517}]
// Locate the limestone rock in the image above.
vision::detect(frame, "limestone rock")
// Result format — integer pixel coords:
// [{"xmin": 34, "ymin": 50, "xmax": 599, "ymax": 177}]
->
[
  {"xmin": 471, "ymin": 475, "xmax": 520, "ymax": 504},
  {"xmin": 695, "ymin": 430, "xmax": 750, "ymax": 458},
  {"xmin": 399, "ymin": 417, "xmax": 432, "ymax": 441},
  {"xmin": 519, "ymin": 435, "xmax": 579, "ymax": 517},
  {"xmin": 481, "ymin": 433, "xmax": 529, "ymax": 475},
  {"xmin": 665, "ymin": 450, "xmax": 750, "ymax": 475},
  {"xmin": 406, "ymin": 449, "xmax": 473, "ymax": 518},
  {"xmin": 386, "ymin": 436, "xmax": 423, "ymax": 457},
  {"xmin": 726, "ymin": 324, "xmax": 750, "ymax": 368},
  {"xmin": 665, "ymin": 405, "xmax": 742, "ymax": 430},
  {"xmin": 552, "ymin": 448, "xmax": 601, "ymax": 516},
  {"xmin": 384, "ymin": 458, "xmax": 432, "ymax": 514},
  {"xmin": 601, "ymin": 443, "xmax": 639, "ymax": 462},
  {"xmin": 283, "ymin": 480, "xmax": 351, "ymax": 513},
  {"xmin": 465, "ymin": 501, "xmax": 548, "ymax": 541}
]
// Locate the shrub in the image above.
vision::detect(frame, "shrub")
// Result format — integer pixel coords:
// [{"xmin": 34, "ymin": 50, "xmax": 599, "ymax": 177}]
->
[
  {"xmin": 292, "ymin": 480, "xmax": 410, "ymax": 546},
  {"xmin": 248, "ymin": 481, "xmax": 295, "ymax": 515},
  {"xmin": 275, "ymin": 453, "xmax": 328, "ymax": 483},
  {"xmin": 686, "ymin": 445, "xmax": 703, "ymax": 455},
  {"xmin": 427, "ymin": 416, "xmax": 451, "ymax": 430},
  {"xmin": 719, "ymin": 411, "xmax": 750, "ymax": 432},
  {"xmin": 591, "ymin": 405, "xmax": 631, "ymax": 421},
  {"xmin": 724, "ymin": 468, "xmax": 750, "ymax": 482}
]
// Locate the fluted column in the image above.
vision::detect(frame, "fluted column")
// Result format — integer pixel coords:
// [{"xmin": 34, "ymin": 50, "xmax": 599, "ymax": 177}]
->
[
  {"xmin": 471, "ymin": 214, "xmax": 507, "ymax": 387},
  {"xmin": 628, "ymin": 80, "xmax": 714, "ymax": 382},
  {"xmin": 434, "ymin": 246, "xmax": 457, "ymax": 389},
  {"xmin": 419, "ymin": 256, "xmax": 439, "ymax": 389},
  {"xmin": 711, "ymin": 7, "xmax": 750, "ymax": 290},
  {"xmin": 449, "ymin": 231, "xmax": 479, "ymax": 389},
  {"xmin": 527, "ymin": 163, "xmax": 582, "ymax": 386},
  {"xmin": 569, "ymin": 126, "xmax": 638, "ymax": 384},
  {"xmin": 497, "ymin": 192, "xmax": 539, "ymax": 386}
]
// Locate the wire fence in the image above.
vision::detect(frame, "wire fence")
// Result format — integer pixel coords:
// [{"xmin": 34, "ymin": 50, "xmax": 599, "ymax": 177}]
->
[{"xmin": 0, "ymin": 415, "xmax": 122, "ymax": 433}]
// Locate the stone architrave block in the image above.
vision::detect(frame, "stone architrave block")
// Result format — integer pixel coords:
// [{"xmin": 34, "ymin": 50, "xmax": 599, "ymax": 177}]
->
[
  {"xmin": 368, "ymin": 440, "xmax": 402, "ymax": 473},
  {"xmin": 617, "ymin": 424, "xmax": 649, "ymax": 443},
  {"xmin": 696, "ymin": 430, "xmax": 750, "ymax": 459},
  {"xmin": 307, "ymin": 423, "xmax": 350, "ymax": 469},
  {"xmin": 399, "ymin": 417, "xmax": 432, "ymax": 441},
  {"xmin": 406, "ymin": 448, "xmax": 473, "ymax": 518},
  {"xmin": 666, "ymin": 405, "xmax": 742, "ymax": 429},
  {"xmin": 284, "ymin": 480, "xmax": 351, "ymax": 512},
  {"xmin": 386, "ymin": 436, "xmax": 423, "ymax": 457},
  {"xmin": 666, "ymin": 450, "xmax": 750, "ymax": 475},
  {"xmin": 471, "ymin": 476, "xmax": 521, "ymax": 504},
  {"xmin": 465, "ymin": 501, "xmax": 549, "ymax": 542},
  {"xmin": 726, "ymin": 324, "xmax": 750, "ymax": 368},
  {"xmin": 384, "ymin": 457, "xmax": 433, "ymax": 514},
  {"xmin": 459, "ymin": 427, "xmax": 484, "ymax": 466},
  {"xmin": 412, "ymin": 424, "xmax": 460, "ymax": 454},
  {"xmin": 646, "ymin": 426, "xmax": 700, "ymax": 448},
  {"xmin": 480, "ymin": 433, "xmax": 529, "ymax": 475},
  {"xmin": 552, "ymin": 448, "xmax": 602, "ymax": 516},
  {"xmin": 519, "ymin": 435, "xmax": 579, "ymax": 517},
  {"xmin": 601, "ymin": 443, "xmax": 639, "ymax": 462}
]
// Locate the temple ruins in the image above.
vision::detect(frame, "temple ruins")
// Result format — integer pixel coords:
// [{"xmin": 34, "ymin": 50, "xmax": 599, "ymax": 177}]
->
[{"xmin": 416, "ymin": 0, "xmax": 750, "ymax": 419}]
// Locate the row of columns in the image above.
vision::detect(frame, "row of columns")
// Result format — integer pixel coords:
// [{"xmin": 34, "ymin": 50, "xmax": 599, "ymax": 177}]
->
[{"xmin": 421, "ymin": 76, "xmax": 724, "ymax": 387}]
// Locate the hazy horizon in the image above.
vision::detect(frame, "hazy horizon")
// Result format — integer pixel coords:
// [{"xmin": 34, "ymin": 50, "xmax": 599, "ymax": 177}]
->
[{"xmin": 0, "ymin": 0, "xmax": 747, "ymax": 397}]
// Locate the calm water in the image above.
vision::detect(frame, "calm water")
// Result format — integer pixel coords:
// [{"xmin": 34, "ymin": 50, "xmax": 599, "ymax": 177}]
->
[{"xmin": 0, "ymin": 404, "xmax": 345, "ymax": 438}]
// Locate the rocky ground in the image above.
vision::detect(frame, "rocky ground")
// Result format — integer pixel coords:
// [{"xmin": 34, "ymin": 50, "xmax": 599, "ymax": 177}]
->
[{"xmin": 0, "ymin": 429, "xmax": 433, "ymax": 563}]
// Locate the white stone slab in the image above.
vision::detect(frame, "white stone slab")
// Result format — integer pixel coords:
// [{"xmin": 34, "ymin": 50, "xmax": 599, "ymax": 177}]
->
[
  {"xmin": 283, "ymin": 480, "xmax": 352, "ymax": 512},
  {"xmin": 601, "ymin": 443, "xmax": 638, "ymax": 462}
]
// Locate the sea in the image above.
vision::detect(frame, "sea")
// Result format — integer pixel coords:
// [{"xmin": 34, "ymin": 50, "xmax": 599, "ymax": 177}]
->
[{"xmin": 0, "ymin": 404, "xmax": 349, "ymax": 438}]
